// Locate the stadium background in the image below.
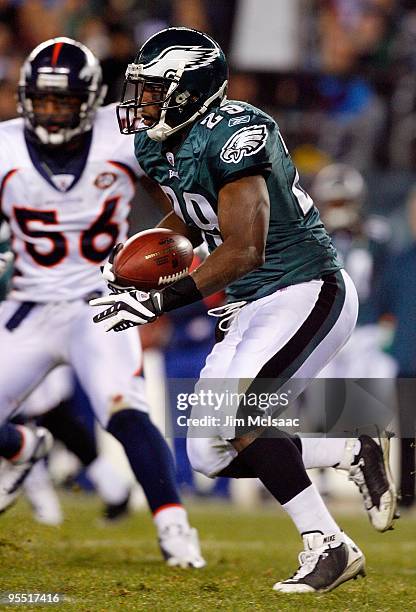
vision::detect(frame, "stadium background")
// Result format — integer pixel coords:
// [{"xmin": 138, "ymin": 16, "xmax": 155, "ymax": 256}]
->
[{"xmin": 0, "ymin": 0, "xmax": 415, "ymax": 533}]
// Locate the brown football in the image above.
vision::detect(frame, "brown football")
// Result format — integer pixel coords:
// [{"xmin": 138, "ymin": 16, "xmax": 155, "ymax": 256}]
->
[{"xmin": 113, "ymin": 228, "xmax": 194, "ymax": 291}]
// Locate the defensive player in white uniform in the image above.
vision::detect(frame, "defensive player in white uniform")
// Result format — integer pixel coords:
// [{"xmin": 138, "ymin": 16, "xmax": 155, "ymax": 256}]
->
[{"xmin": 0, "ymin": 37, "xmax": 204, "ymax": 568}]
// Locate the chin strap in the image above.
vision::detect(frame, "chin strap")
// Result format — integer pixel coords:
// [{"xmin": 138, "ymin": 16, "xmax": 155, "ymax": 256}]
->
[{"xmin": 147, "ymin": 80, "xmax": 228, "ymax": 143}]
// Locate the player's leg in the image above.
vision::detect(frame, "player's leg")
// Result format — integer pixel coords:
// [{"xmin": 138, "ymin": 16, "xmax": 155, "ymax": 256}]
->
[
  {"xmin": 297, "ymin": 432, "xmax": 398, "ymax": 532},
  {"xmin": 188, "ymin": 271, "xmax": 365, "ymax": 592},
  {"xmin": 0, "ymin": 423, "xmax": 26, "ymax": 461},
  {"xmin": 293, "ymin": 325, "xmax": 397, "ymax": 532},
  {"xmin": 22, "ymin": 459, "xmax": 63, "ymax": 526},
  {"xmin": 39, "ymin": 395, "xmax": 131, "ymax": 519},
  {"xmin": 70, "ymin": 304, "xmax": 205, "ymax": 567},
  {"xmin": 69, "ymin": 316, "xmax": 180, "ymax": 512},
  {"xmin": 216, "ymin": 274, "xmax": 396, "ymax": 533},
  {"xmin": 0, "ymin": 422, "xmax": 53, "ymax": 513},
  {"xmin": 5, "ymin": 365, "xmax": 75, "ymax": 521},
  {"xmin": 188, "ymin": 272, "xmax": 357, "ymax": 479},
  {"xmin": 0, "ymin": 301, "xmax": 58, "ymax": 424},
  {"xmin": 0, "ymin": 300, "xmax": 57, "ymax": 510},
  {"xmin": 5, "ymin": 367, "xmax": 71, "ymax": 523}
]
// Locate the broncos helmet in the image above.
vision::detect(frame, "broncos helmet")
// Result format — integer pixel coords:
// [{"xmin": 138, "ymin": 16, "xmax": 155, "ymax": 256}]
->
[
  {"xmin": 117, "ymin": 27, "xmax": 228, "ymax": 142},
  {"xmin": 18, "ymin": 37, "xmax": 107, "ymax": 146}
]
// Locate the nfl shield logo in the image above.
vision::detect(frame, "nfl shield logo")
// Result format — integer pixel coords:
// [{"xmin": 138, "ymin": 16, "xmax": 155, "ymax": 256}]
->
[{"xmin": 166, "ymin": 152, "xmax": 175, "ymax": 166}]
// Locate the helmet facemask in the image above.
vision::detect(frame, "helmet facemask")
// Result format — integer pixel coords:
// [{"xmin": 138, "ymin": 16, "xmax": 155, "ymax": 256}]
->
[
  {"xmin": 19, "ymin": 84, "xmax": 106, "ymax": 147},
  {"xmin": 117, "ymin": 67, "xmax": 183, "ymax": 134}
]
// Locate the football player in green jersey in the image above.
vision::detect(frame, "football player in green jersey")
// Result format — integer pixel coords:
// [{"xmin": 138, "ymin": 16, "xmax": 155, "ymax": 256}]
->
[{"xmin": 91, "ymin": 27, "xmax": 397, "ymax": 593}]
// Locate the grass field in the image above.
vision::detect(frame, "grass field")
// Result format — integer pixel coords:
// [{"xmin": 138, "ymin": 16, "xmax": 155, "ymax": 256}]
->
[{"xmin": 0, "ymin": 494, "xmax": 415, "ymax": 611}]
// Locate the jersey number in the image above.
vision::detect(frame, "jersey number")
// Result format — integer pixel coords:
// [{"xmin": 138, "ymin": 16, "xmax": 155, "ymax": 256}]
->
[
  {"xmin": 13, "ymin": 209, "xmax": 67, "ymax": 267},
  {"xmin": 292, "ymin": 170, "xmax": 314, "ymax": 216},
  {"xmin": 13, "ymin": 198, "xmax": 120, "ymax": 267},
  {"xmin": 278, "ymin": 131, "xmax": 314, "ymax": 216},
  {"xmin": 200, "ymin": 104, "xmax": 246, "ymax": 130},
  {"xmin": 79, "ymin": 198, "xmax": 120, "ymax": 263},
  {"xmin": 162, "ymin": 186, "xmax": 222, "ymax": 249}
]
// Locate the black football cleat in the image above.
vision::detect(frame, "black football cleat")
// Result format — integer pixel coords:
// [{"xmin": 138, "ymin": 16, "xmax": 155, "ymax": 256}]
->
[
  {"xmin": 273, "ymin": 532, "xmax": 366, "ymax": 593},
  {"xmin": 349, "ymin": 433, "xmax": 398, "ymax": 532}
]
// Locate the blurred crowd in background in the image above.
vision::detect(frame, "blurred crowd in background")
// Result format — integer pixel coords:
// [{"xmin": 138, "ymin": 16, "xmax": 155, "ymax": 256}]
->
[
  {"xmin": 0, "ymin": 0, "xmax": 415, "ymax": 509},
  {"xmin": 1, "ymin": 1, "xmax": 416, "ymax": 202},
  {"xmin": 1, "ymin": 0, "xmax": 416, "ymax": 174}
]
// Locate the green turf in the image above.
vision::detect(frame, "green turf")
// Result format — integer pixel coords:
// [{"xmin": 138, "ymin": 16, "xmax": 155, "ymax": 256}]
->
[{"xmin": 0, "ymin": 494, "xmax": 415, "ymax": 611}]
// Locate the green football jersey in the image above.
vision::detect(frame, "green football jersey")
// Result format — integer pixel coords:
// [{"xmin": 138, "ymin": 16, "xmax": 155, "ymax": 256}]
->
[{"xmin": 134, "ymin": 101, "xmax": 341, "ymax": 302}]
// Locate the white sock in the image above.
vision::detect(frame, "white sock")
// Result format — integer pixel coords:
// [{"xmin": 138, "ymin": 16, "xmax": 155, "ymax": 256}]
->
[
  {"xmin": 12, "ymin": 426, "xmax": 37, "ymax": 464},
  {"xmin": 300, "ymin": 437, "xmax": 356, "ymax": 469},
  {"xmin": 282, "ymin": 483, "xmax": 341, "ymax": 535},
  {"xmin": 23, "ymin": 461, "xmax": 63, "ymax": 526},
  {"xmin": 153, "ymin": 505, "xmax": 189, "ymax": 535},
  {"xmin": 86, "ymin": 455, "xmax": 130, "ymax": 505}
]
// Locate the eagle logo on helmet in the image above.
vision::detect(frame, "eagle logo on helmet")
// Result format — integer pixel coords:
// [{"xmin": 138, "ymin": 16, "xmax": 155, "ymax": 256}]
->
[
  {"xmin": 220, "ymin": 124, "xmax": 268, "ymax": 164},
  {"xmin": 141, "ymin": 45, "xmax": 219, "ymax": 78}
]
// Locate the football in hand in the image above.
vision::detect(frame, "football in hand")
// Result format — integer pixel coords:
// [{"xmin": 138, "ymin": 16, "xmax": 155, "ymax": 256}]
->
[{"xmin": 112, "ymin": 228, "xmax": 194, "ymax": 291}]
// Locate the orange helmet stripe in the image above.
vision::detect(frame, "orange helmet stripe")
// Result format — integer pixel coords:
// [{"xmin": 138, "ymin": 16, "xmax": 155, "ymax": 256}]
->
[{"xmin": 51, "ymin": 42, "xmax": 64, "ymax": 66}]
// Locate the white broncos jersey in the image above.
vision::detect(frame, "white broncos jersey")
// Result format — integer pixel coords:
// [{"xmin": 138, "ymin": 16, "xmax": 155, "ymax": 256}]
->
[{"xmin": 0, "ymin": 104, "xmax": 143, "ymax": 302}]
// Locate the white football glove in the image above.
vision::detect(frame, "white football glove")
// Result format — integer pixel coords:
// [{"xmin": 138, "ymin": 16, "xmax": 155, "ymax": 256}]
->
[
  {"xmin": 100, "ymin": 243, "xmax": 136, "ymax": 294},
  {"xmin": 0, "ymin": 251, "xmax": 14, "ymax": 279},
  {"xmin": 90, "ymin": 289, "xmax": 164, "ymax": 332}
]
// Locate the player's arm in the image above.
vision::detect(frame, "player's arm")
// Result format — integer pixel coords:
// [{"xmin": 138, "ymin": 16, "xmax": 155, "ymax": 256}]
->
[
  {"xmin": 139, "ymin": 175, "xmax": 172, "ymax": 215},
  {"xmin": 139, "ymin": 175, "xmax": 203, "ymax": 247},
  {"xmin": 90, "ymin": 118, "xmax": 272, "ymax": 331},
  {"xmin": 157, "ymin": 210, "xmax": 203, "ymax": 248},
  {"xmin": 90, "ymin": 174, "xmax": 269, "ymax": 331},
  {"xmin": 190, "ymin": 174, "xmax": 269, "ymax": 296},
  {"xmin": 156, "ymin": 173, "xmax": 270, "ymax": 274}
]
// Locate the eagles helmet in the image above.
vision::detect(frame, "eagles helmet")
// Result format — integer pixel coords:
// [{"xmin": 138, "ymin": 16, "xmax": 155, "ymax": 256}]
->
[
  {"xmin": 117, "ymin": 27, "xmax": 228, "ymax": 142},
  {"xmin": 18, "ymin": 37, "xmax": 107, "ymax": 146}
]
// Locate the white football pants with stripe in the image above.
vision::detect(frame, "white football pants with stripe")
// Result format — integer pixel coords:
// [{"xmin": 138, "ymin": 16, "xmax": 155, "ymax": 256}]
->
[{"xmin": 187, "ymin": 270, "xmax": 359, "ymax": 477}]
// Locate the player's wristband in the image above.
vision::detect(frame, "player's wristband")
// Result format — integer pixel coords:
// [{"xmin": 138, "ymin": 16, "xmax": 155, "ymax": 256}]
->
[{"xmin": 160, "ymin": 275, "xmax": 203, "ymax": 312}]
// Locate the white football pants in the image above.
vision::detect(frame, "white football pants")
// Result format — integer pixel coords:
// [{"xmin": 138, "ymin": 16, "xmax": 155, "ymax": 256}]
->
[
  {"xmin": 187, "ymin": 270, "xmax": 359, "ymax": 477},
  {"xmin": 0, "ymin": 298, "xmax": 148, "ymax": 427}
]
